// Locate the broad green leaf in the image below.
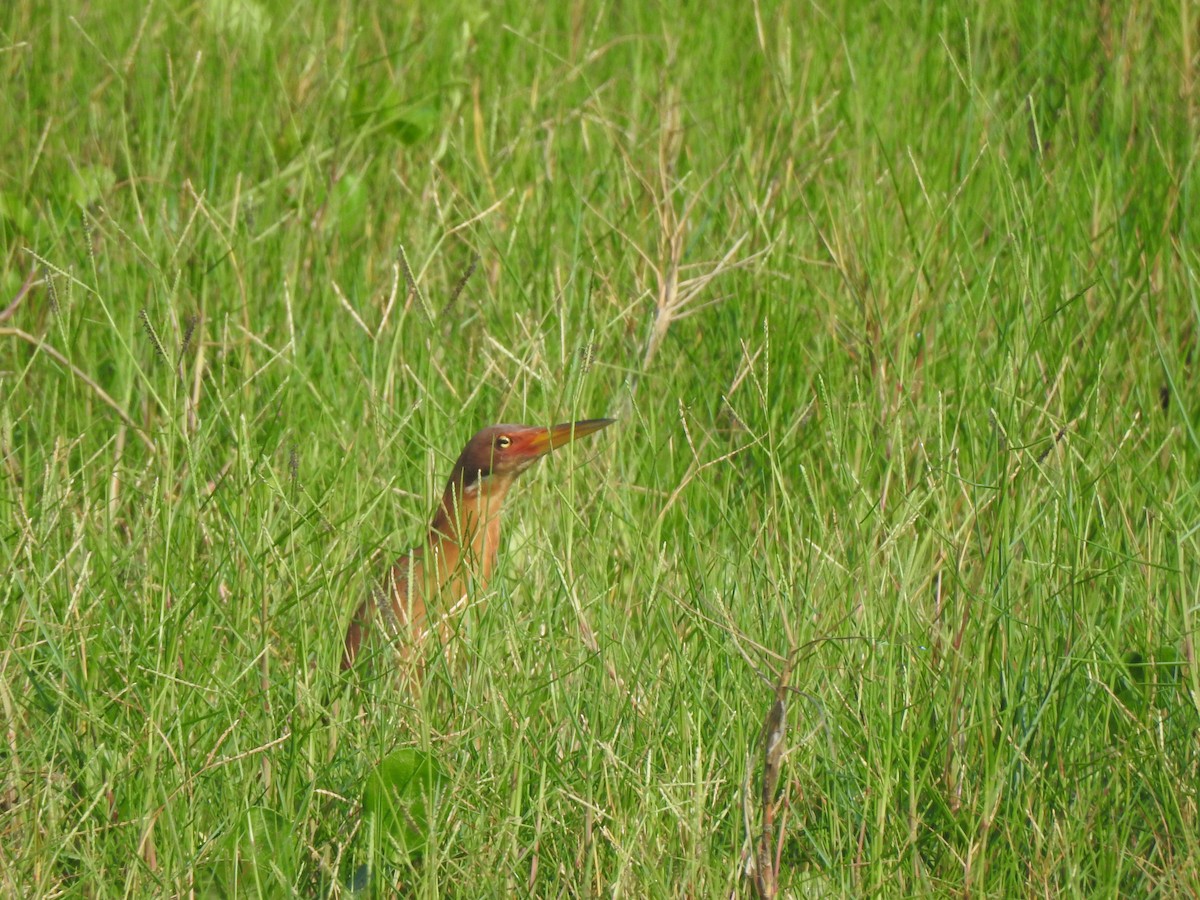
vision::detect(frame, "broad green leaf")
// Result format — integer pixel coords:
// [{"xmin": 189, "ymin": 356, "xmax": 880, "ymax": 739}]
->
[{"xmin": 362, "ymin": 748, "xmax": 447, "ymax": 856}]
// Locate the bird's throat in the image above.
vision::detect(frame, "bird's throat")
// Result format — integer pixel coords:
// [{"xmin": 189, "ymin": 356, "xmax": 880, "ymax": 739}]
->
[{"xmin": 427, "ymin": 474, "xmax": 515, "ymax": 596}]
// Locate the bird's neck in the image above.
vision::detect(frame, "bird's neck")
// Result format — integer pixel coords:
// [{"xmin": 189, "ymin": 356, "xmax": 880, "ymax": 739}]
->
[{"xmin": 425, "ymin": 475, "xmax": 516, "ymax": 590}]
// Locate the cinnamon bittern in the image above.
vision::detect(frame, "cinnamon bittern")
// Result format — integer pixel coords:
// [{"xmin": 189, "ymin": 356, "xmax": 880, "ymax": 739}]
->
[{"xmin": 342, "ymin": 418, "xmax": 613, "ymax": 670}]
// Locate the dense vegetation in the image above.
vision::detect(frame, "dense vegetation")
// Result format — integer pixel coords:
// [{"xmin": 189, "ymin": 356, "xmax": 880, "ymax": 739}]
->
[{"xmin": 2, "ymin": 1, "xmax": 1198, "ymax": 894}]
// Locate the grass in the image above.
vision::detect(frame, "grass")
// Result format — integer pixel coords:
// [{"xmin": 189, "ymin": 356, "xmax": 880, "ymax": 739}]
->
[{"xmin": 2, "ymin": 0, "xmax": 1200, "ymax": 895}]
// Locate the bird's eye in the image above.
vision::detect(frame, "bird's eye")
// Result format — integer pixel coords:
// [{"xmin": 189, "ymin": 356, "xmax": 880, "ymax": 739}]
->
[{"xmin": 496, "ymin": 435, "xmax": 511, "ymax": 449}]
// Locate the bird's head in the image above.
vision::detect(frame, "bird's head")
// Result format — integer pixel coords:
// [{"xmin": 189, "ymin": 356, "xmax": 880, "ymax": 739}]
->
[{"xmin": 450, "ymin": 418, "xmax": 614, "ymax": 494}]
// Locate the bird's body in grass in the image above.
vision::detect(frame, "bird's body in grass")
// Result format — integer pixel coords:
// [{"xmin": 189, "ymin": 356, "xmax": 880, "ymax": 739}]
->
[{"xmin": 342, "ymin": 418, "xmax": 613, "ymax": 671}]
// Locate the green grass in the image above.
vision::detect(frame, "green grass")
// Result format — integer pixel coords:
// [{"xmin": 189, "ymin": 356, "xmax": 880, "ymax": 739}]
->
[{"xmin": 3, "ymin": 0, "xmax": 1200, "ymax": 895}]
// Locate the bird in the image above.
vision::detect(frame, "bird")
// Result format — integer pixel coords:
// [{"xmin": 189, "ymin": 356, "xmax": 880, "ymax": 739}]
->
[{"xmin": 342, "ymin": 418, "xmax": 614, "ymax": 672}]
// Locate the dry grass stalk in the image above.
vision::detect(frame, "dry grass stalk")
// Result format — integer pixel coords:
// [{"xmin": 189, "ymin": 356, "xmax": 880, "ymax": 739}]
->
[
  {"xmin": 600, "ymin": 89, "xmax": 779, "ymax": 417},
  {"xmin": 753, "ymin": 692, "xmax": 787, "ymax": 899}
]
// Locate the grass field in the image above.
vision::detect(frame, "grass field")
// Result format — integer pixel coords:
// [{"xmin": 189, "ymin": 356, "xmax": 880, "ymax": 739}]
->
[{"xmin": 3, "ymin": 0, "xmax": 1200, "ymax": 895}]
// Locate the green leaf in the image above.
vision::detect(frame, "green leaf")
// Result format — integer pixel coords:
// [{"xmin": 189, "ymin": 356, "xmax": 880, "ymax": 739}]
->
[
  {"xmin": 203, "ymin": 0, "xmax": 271, "ymax": 55},
  {"xmin": 328, "ymin": 173, "xmax": 367, "ymax": 240},
  {"xmin": 349, "ymin": 83, "xmax": 437, "ymax": 146},
  {"xmin": 200, "ymin": 807, "xmax": 298, "ymax": 896},
  {"xmin": 0, "ymin": 191, "xmax": 33, "ymax": 234},
  {"xmin": 70, "ymin": 165, "xmax": 116, "ymax": 209},
  {"xmin": 361, "ymin": 748, "xmax": 447, "ymax": 856},
  {"xmin": 1153, "ymin": 645, "xmax": 1183, "ymax": 684},
  {"xmin": 1122, "ymin": 650, "xmax": 1149, "ymax": 688},
  {"xmin": 379, "ymin": 105, "xmax": 437, "ymax": 146}
]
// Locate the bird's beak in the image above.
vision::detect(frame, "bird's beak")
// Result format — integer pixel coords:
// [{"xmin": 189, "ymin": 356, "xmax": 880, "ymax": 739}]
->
[{"xmin": 523, "ymin": 418, "xmax": 614, "ymax": 458}]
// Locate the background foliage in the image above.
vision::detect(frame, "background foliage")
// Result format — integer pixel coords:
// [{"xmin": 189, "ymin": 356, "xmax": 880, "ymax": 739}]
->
[{"xmin": 3, "ymin": 0, "xmax": 1199, "ymax": 895}]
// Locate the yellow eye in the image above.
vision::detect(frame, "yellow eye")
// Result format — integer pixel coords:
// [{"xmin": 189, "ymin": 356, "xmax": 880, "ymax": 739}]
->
[{"xmin": 496, "ymin": 435, "xmax": 511, "ymax": 449}]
